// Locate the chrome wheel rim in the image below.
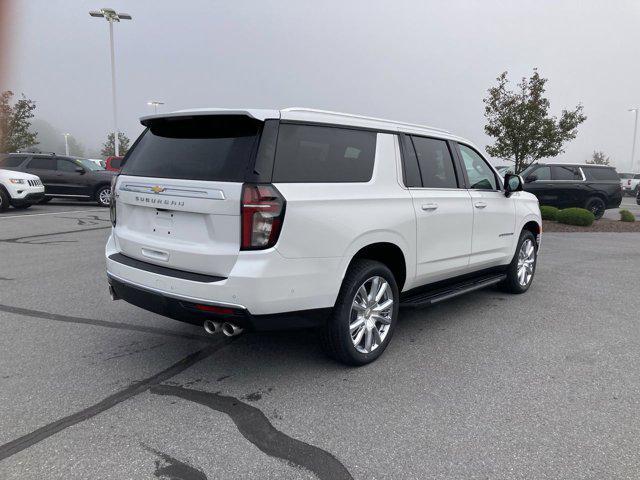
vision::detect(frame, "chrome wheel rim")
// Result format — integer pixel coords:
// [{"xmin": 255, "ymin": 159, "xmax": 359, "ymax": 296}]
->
[
  {"xmin": 99, "ymin": 188, "xmax": 111, "ymax": 205},
  {"xmin": 349, "ymin": 276, "xmax": 393, "ymax": 354},
  {"xmin": 517, "ymin": 239, "xmax": 536, "ymax": 287}
]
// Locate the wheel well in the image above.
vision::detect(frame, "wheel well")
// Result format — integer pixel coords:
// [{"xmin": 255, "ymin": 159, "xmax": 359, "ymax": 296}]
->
[
  {"xmin": 350, "ymin": 243, "xmax": 406, "ymax": 291},
  {"xmin": 94, "ymin": 183, "xmax": 110, "ymax": 196},
  {"xmin": 523, "ymin": 221, "xmax": 541, "ymax": 247}
]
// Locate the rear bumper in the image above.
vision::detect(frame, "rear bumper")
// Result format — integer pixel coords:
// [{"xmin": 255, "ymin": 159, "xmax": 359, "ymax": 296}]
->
[
  {"xmin": 105, "ymin": 233, "xmax": 342, "ymax": 317},
  {"xmin": 108, "ymin": 274, "xmax": 329, "ymax": 331}
]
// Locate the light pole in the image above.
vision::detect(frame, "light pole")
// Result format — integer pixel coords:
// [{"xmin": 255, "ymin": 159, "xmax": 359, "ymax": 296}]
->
[
  {"xmin": 147, "ymin": 101, "xmax": 165, "ymax": 114},
  {"xmin": 89, "ymin": 8, "xmax": 132, "ymax": 157},
  {"xmin": 629, "ymin": 108, "xmax": 639, "ymax": 173},
  {"xmin": 62, "ymin": 133, "xmax": 70, "ymax": 156}
]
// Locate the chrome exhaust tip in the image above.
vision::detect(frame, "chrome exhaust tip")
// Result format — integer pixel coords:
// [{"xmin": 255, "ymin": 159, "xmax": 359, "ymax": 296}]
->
[
  {"xmin": 109, "ymin": 285, "xmax": 120, "ymax": 301},
  {"xmin": 222, "ymin": 322, "xmax": 244, "ymax": 337},
  {"xmin": 203, "ymin": 319, "xmax": 222, "ymax": 335}
]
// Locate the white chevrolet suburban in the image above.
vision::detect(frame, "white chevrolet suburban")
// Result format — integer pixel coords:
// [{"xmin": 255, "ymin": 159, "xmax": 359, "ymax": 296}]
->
[
  {"xmin": 106, "ymin": 108, "xmax": 541, "ymax": 365},
  {"xmin": 0, "ymin": 168, "xmax": 45, "ymax": 212}
]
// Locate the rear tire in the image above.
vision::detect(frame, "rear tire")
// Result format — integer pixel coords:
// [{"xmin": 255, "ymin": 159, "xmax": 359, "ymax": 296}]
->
[
  {"xmin": 0, "ymin": 188, "xmax": 9, "ymax": 212},
  {"xmin": 95, "ymin": 186, "xmax": 111, "ymax": 207},
  {"xmin": 321, "ymin": 259, "xmax": 399, "ymax": 366},
  {"xmin": 39, "ymin": 197, "xmax": 52, "ymax": 204},
  {"xmin": 500, "ymin": 230, "xmax": 537, "ymax": 294},
  {"xmin": 585, "ymin": 197, "xmax": 605, "ymax": 220}
]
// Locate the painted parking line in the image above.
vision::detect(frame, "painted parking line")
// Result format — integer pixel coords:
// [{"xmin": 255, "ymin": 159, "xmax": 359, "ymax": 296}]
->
[{"xmin": 0, "ymin": 209, "xmax": 105, "ymax": 219}]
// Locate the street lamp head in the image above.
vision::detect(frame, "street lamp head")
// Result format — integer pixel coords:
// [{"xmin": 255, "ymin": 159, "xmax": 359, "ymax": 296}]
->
[
  {"xmin": 89, "ymin": 8, "xmax": 132, "ymax": 22},
  {"xmin": 147, "ymin": 101, "xmax": 165, "ymax": 106}
]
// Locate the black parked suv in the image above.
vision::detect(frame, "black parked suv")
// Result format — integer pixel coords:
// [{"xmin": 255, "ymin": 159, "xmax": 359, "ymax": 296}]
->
[
  {"xmin": 0, "ymin": 153, "xmax": 116, "ymax": 207},
  {"xmin": 522, "ymin": 163, "xmax": 622, "ymax": 219}
]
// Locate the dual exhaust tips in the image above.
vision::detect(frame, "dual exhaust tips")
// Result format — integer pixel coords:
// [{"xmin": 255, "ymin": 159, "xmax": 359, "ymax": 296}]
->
[{"xmin": 203, "ymin": 319, "xmax": 244, "ymax": 337}]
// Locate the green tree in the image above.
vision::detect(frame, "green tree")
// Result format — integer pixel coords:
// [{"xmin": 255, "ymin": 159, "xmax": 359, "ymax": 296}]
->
[
  {"xmin": 100, "ymin": 132, "xmax": 130, "ymax": 157},
  {"xmin": 483, "ymin": 69, "xmax": 587, "ymax": 173},
  {"xmin": 0, "ymin": 91, "xmax": 38, "ymax": 153},
  {"xmin": 587, "ymin": 150, "xmax": 610, "ymax": 165}
]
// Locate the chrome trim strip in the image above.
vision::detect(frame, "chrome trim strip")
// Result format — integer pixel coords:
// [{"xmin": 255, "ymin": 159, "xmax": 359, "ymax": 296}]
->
[
  {"xmin": 106, "ymin": 271, "xmax": 247, "ymax": 310},
  {"xmin": 45, "ymin": 194, "xmax": 92, "ymax": 198},
  {"xmin": 120, "ymin": 183, "xmax": 226, "ymax": 200}
]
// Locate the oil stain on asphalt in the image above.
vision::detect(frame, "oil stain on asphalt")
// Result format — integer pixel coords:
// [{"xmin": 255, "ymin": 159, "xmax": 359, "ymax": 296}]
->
[
  {"xmin": 151, "ymin": 384, "xmax": 354, "ymax": 480},
  {"xmin": 143, "ymin": 444, "xmax": 208, "ymax": 480}
]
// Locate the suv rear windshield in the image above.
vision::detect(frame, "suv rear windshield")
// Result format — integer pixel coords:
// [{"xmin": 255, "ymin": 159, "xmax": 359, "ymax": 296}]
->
[
  {"xmin": 583, "ymin": 166, "xmax": 619, "ymax": 181},
  {"xmin": 121, "ymin": 116, "xmax": 262, "ymax": 182}
]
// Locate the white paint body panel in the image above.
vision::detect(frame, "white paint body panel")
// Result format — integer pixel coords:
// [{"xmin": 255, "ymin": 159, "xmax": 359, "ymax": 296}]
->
[
  {"xmin": 0, "ymin": 169, "xmax": 44, "ymax": 200},
  {"xmin": 106, "ymin": 107, "xmax": 541, "ymax": 317}
]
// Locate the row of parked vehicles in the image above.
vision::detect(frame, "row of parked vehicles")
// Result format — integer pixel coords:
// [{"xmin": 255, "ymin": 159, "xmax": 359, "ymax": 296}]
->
[
  {"xmin": 0, "ymin": 153, "xmax": 123, "ymax": 212},
  {"xmin": 0, "ymin": 149, "xmax": 628, "ymax": 218}
]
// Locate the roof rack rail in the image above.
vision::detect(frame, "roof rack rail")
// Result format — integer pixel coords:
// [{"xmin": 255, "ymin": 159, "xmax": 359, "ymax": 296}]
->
[{"xmin": 282, "ymin": 107, "xmax": 451, "ymax": 134}]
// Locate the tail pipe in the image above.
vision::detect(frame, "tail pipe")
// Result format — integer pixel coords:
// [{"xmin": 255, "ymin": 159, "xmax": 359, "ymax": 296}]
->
[
  {"xmin": 109, "ymin": 285, "xmax": 120, "ymax": 301},
  {"xmin": 203, "ymin": 319, "xmax": 222, "ymax": 335},
  {"xmin": 222, "ymin": 322, "xmax": 244, "ymax": 337}
]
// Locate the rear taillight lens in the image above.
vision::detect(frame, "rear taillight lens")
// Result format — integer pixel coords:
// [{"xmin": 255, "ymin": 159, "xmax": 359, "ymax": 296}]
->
[
  {"xmin": 110, "ymin": 175, "xmax": 118, "ymax": 226},
  {"xmin": 241, "ymin": 184, "xmax": 285, "ymax": 250}
]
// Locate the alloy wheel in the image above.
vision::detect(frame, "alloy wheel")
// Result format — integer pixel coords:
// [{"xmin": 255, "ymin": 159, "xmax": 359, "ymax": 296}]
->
[
  {"xmin": 99, "ymin": 188, "xmax": 111, "ymax": 206},
  {"xmin": 517, "ymin": 239, "xmax": 535, "ymax": 287},
  {"xmin": 349, "ymin": 276, "xmax": 394, "ymax": 354}
]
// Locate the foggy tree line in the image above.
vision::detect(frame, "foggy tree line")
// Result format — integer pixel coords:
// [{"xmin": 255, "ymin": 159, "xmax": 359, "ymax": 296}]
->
[
  {"xmin": 0, "ymin": 72, "xmax": 605, "ymax": 167},
  {"xmin": 0, "ymin": 90, "xmax": 130, "ymax": 158}
]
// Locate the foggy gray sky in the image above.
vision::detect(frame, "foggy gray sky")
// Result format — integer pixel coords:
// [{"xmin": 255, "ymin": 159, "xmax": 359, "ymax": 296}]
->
[{"xmin": 5, "ymin": 0, "xmax": 640, "ymax": 169}]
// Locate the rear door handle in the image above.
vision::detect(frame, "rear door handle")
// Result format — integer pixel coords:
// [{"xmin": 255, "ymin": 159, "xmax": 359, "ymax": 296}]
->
[
  {"xmin": 421, "ymin": 203, "xmax": 439, "ymax": 211},
  {"xmin": 474, "ymin": 202, "xmax": 488, "ymax": 209}
]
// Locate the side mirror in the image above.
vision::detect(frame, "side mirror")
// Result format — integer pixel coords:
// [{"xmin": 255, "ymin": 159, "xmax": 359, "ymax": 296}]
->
[
  {"xmin": 504, "ymin": 173, "xmax": 524, "ymax": 197},
  {"xmin": 75, "ymin": 166, "xmax": 85, "ymax": 174},
  {"xmin": 525, "ymin": 174, "xmax": 537, "ymax": 183}
]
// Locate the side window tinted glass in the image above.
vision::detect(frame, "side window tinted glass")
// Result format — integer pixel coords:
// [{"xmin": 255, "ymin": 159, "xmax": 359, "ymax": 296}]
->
[
  {"xmin": 27, "ymin": 157, "xmax": 56, "ymax": 170},
  {"xmin": 459, "ymin": 144, "xmax": 497, "ymax": 190},
  {"xmin": 400, "ymin": 135, "xmax": 421, "ymax": 187},
  {"xmin": 273, "ymin": 124, "xmax": 376, "ymax": 183},
  {"xmin": 57, "ymin": 159, "xmax": 78, "ymax": 172},
  {"xmin": 530, "ymin": 166, "xmax": 551, "ymax": 181},
  {"xmin": 552, "ymin": 165, "xmax": 581, "ymax": 180},
  {"xmin": 0, "ymin": 155, "xmax": 27, "ymax": 167},
  {"xmin": 411, "ymin": 136, "xmax": 458, "ymax": 188},
  {"xmin": 583, "ymin": 167, "xmax": 619, "ymax": 181}
]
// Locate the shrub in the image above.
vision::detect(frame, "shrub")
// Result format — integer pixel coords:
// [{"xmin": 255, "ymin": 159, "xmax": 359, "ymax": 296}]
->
[
  {"xmin": 620, "ymin": 209, "xmax": 636, "ymax": 222},
  {"xmin": 540, "ymin": 205, "xmax": 560, "ymax": 221},
  {"xmin": 556, "ymin": 208, "xmax": 595, "ymax": 226}
]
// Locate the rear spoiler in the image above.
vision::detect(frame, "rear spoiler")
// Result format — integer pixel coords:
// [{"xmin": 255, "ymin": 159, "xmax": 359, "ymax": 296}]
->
[{"xmin": 140, "ymin": 108, "xmax": 280, "ymax": 126}]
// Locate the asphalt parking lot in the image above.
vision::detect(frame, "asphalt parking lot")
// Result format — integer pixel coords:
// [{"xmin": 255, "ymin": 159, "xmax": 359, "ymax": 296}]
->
[{"xmin": 1, "ymin": 202, "xmax": 639, "ymax": 479}]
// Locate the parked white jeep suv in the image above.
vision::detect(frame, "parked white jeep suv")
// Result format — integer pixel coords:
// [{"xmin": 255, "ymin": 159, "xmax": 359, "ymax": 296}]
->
[
  {"xmin": 106, "ymin": 108, "xmax": 541, "ymax": 365},
  {"xmin": 0, "ymin": 167, "xmax": 45, "ymax": 212}
]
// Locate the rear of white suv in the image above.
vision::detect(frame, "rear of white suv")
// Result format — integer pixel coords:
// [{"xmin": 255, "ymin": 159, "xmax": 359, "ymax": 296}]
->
[{"xmin": 107, "ymin": 108, "xmax": 541, "ymax": 365}]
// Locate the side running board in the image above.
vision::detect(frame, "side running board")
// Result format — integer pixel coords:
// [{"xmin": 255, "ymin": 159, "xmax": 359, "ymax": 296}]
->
[{"xmin": 400, "ymin": 274, "xmax": 507, "ymax": 309}]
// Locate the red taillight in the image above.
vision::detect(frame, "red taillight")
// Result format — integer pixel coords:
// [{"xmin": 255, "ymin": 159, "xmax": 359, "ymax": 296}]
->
[{"xmin": 241, "ymin": 184, "xmax": 285, "ymax": 250}]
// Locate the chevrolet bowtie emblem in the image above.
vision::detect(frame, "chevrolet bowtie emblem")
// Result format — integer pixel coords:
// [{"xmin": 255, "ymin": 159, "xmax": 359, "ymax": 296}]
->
[{"xmin": 150, "ymin": 186, "xmax": 166, "ymax": 194}]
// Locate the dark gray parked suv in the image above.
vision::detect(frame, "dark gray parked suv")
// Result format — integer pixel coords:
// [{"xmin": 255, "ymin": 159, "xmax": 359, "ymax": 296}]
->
[
  {"xmin": 522, "ymin": 163, "xmax": 623, "ymax": 219},
  {"xmin": 0, "ymin": 153, "xmax": 116, "ymax": 206}
]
